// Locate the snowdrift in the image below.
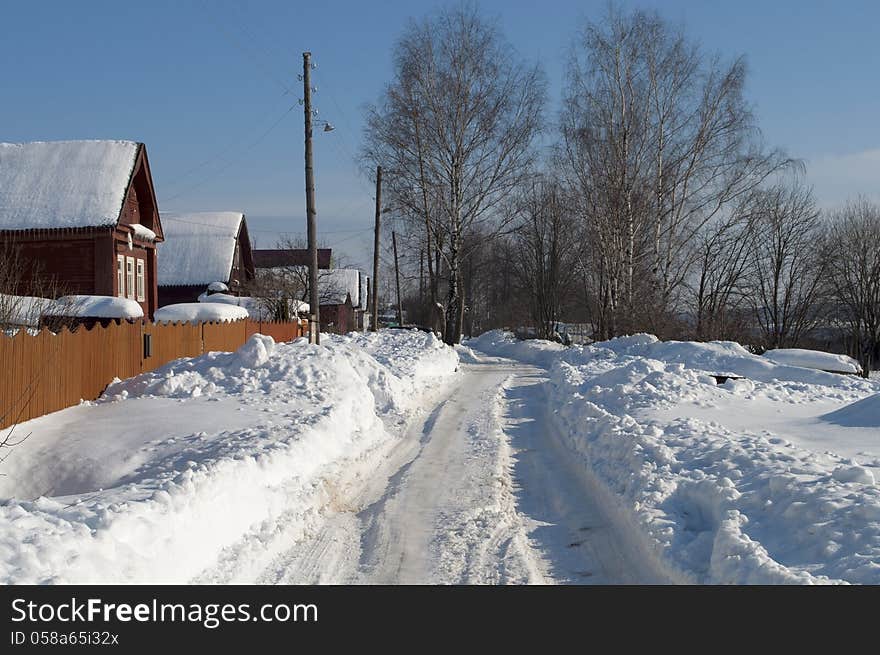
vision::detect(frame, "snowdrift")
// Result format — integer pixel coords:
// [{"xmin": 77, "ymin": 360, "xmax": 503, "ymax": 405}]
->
[
  {"xmin": 465, "ymin": 330, "xmax": 566, "ymax": 367},
  {"xmin": 763, "ymin": 348, "xmax": 862, "ymax": 375},
  {"xmin": 470, "ymin": 331, "xmax": 880, "ymax": 584},
  {"xmin": 822, "ymin": 393, "xmax": 880, "ymax": 428},
  {"xmin": 0, "ymin": 330, "xmax": 458, "ymax": 584}
]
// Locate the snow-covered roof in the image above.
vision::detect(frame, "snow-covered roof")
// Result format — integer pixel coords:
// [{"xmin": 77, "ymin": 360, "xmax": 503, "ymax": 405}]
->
[
  {"xmin": 154, "ymin": 302, "xmax": 249, "ymax": 324},
  {"xmin": 158, "ymin": 212, "xmax": 245, "ymax": 287},
  {"xmin": 43, "ymin": 295, "xmax": 144, "ymax": 319},
  {"xmin": 0, "ymin": 140, "xmax": 140, "ymax": 231},
  {"xmin": 320, "ymin": 269, "xmax": 363, "ymax": 306}
]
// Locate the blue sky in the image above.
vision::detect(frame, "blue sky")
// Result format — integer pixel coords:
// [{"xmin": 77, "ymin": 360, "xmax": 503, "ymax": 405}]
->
[{"xmin": 2, "ymin": 0, "xmax": 878, "ymax": 269}]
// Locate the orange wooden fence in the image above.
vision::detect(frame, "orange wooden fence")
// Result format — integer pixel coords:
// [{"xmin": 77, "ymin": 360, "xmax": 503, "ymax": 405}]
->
[{"xmin": 0, "ymin": 318, "xmax": 308, "ymax": 430}]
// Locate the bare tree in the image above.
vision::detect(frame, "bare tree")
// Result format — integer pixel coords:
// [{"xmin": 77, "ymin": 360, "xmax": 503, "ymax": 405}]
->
[
  {"xmin": 363, "ymin": 3, "xmax": 546, "ymax": 344},
  {"xmin": 0, "ymin": 241, "xmax": 69, "ymax": 330},
  {"xmin": 689, "ymin": 205, "xmax": 758, "ymax": 341},
  {"xmin": 508, "ymin": 178, "xmax": 580, "ymax": 340},
  {"xmin": 747, "ymin": 179, "xmax": 827, "ymax": 349},
  {"xmin": 825, "ymin": 198, "xmax": 880, "ymax": 376},
  {"xmin": 246, "ymin": 236, "xmax": 351, "ymax": 321},
  {"xmin": 559, "ymin": 6, "xmax": 789, "ymax": 338}
]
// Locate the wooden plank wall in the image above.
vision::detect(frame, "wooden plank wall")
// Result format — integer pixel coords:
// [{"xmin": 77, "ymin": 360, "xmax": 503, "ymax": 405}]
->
[{"xmin": 0, "ymin": 318, "xmax": 307, "ymax": 429}]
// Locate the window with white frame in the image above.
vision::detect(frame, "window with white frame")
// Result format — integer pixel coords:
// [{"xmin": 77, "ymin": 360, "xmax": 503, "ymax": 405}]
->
[
  {"xmin": 126, "ymin": 256, "xmax": 135, "ymax": 300},
  {"xmin": 116, "ymin": 255, "xmax": 125, "ymax": 298},
  {"xmin": 136, "ymin": 259, "xmax": 145, "ymax": 302}
]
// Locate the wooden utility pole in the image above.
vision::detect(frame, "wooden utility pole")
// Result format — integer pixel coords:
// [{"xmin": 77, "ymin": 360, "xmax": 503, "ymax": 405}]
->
[
  {"xmin": 392, "ymin": 230, "xmax": 403, "ymax": 327},
  {"xmin": 303, "ymin": 51, "xmax": 320, "ymax": 344},
  {"xmin": 371, "ymin": 165, "xmax": 382, "ymax": 332}
]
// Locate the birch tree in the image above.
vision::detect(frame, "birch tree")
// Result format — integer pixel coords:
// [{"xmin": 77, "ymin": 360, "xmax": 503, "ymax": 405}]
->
[
  {"xmin": 560, "ymin": 6, "xmax": 788, "ymax": 338},
  {"xmin": 363, "ymin": 4, "xmax": 546, "ymax": 344}
]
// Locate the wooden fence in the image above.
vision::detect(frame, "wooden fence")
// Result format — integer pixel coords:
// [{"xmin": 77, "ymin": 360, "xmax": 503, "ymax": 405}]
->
[{"xmin": 0, "ymin": 318, "xmax": 308, "ymax": 430}]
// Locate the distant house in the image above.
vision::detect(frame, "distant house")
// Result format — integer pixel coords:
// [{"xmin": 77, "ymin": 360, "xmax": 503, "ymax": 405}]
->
[
  {"xmin": 318, "ymin": 269, "xmax": 369, "ymax": 333},
  {"xmin": 0, "ymin": 140, "xmax": 165, "ymax": 319},
  {"xmin": 157, "ymin": 212, "xmax": 255, "ymax": 306},
  {"xmin": 253, "ymin": 248, "xmax": 332, "ymax": 270}
]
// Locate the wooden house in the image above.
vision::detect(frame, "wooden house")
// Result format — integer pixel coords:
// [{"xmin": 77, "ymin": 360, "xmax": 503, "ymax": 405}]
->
[
  {"xmin": 0, "ymin": 140, "xmax": 165, "ymax": 319},
  {"xmin": 157, "ymin": 211, "xmax": 255, "ymax": 306}
]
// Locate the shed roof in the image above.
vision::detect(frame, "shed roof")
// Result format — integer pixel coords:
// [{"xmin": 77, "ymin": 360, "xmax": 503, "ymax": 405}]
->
[
  {"xmin": 158, "ymin": 212, "xmax": 246, "ymax": 287},
  {"xmin": 0, "ymin": 140, "xmax": 140, "ymax": 231}
]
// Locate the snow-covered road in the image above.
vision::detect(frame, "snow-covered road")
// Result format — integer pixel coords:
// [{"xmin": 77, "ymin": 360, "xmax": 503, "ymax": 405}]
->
[{"xmin": 263, "ymin": 358, "xmax": 665, "ymax": 584}]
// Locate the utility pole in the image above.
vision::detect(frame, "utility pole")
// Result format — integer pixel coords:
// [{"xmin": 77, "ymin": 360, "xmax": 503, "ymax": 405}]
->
[
  {"xmin": 371, "ymin": 165, "xmax": 382, "ymax": 332},
  {"xmin": 392, "ymin": 230, "xmax": 403, "ymax": 327},
  {"xmin": 303, "ymin": 51, "xmax": 320, "ymax": 344}
]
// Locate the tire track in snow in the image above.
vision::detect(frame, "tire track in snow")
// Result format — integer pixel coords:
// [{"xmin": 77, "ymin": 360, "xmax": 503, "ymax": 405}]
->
[{"xmin": 220, "ymin": 357, "xmax": 666, "ymax": 584}]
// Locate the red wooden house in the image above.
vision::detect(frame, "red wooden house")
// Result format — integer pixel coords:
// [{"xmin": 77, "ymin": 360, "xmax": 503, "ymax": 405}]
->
[
  {"xmin": 157, "ymin": 211, "xmax": 255, "ymax": 306},
  {"xmin": 0, "ymin": 140, "xmax": 165, "ymax": 318}
]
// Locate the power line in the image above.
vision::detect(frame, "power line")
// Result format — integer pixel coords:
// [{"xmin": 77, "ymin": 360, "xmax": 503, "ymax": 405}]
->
[
  {"xmin": 160, "ymin": 103, "xmax": 296, "ymax": 202},
  {"xmin": 161, "ymin": 94, "xmax": 292, "ymax": 189},
  {"xmin": 160, "ymin": 215, "xmax": 372, "ymax": 236},
  {"xmin": 197, "ymin": 0, "xmax": 295, "ymax": 96}
]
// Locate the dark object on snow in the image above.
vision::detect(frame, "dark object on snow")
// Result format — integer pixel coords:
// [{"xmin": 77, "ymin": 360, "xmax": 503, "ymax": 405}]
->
[{"xmin": 711, "ymin": 374, "xmax": 743, "ymax": 384}]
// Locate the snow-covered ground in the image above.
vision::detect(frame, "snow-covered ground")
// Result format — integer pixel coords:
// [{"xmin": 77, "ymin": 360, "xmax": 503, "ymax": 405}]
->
[
  {"xmin": 0, "ymin": 330, "xmax": 457, "ymax": 584},
  {"xmin": 5, "ymin": 324, "xmax": 878, "ymax": 585},
  {"xmin": 469, "ymin": 330, "xmax": 880, "ymax": 584}
]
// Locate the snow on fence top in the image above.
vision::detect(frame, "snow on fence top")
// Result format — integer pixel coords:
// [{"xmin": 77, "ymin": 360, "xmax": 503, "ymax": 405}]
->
[
  {"xmin": 0, "ymin": 293, "xmax": 58, "ymax": 327},
  {"xmin": 0, "ymin": 140, "xmax": 139, "ymax": 230},
  {"xmin": 158, "ymin": 212, "xmax": 244, "ymax": 287},
  {"xmin": 762, "ymin": 348, "xmax": 862, "ymax": 374},
  {"xmin": 197, "ymin": 292, "xmax": 308, "ymax": 321},
  {"xmin": 154, "ymin": 302, "xmax": 248, "ymax": 324},
  {"xmin": 44, "ymin": 295, "xmax": 144, "ymax": 319}
]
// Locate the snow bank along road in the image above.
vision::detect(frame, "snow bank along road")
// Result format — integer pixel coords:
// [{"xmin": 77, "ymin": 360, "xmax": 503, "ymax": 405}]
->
[
  {"xmin": 261, "ymin": 357, "xmax": 665, "ymax": 584},
  {"xmin": 0, "ymin": 329, "xmax": 665, "ymax": 584},
  {"xmin": 470, "ymin": 331, "xmax": 880, "ymax": 584},
  {"xmin": 3, "ymin": 328, "xmax": 879, "ymax": 584}
]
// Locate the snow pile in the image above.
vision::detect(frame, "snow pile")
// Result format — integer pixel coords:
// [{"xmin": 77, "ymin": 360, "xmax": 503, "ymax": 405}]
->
[
  {"xmin": 154, "ymin": 302, "xmax": 248, "ymax": 324},
  {"xmin": 196, "ymin": 292, "xmax": 308, "ymax": 321},
  {"xmin": 471, "ymin": 332, "xmax": 880, "ymax": 584},
  {"xmin": 822, "ymin": 394, "xmax": 880, "ymax": 428},
  {"xmin": 44, "ymin": 295, "xmax": 143, "ymax": 319},
  {"xmin": 342, "ymin": 330, "xmax": 459, "ymax": 401},
  {"xmin": 0, "ymin": 330, "xmax": 459, "ymax": 584},
  {"xmin": 466, "ymin": 330, "xmax": 566, "ymax": 367},
  {"xmin": 0, "ymin": 140, "xmax": 140, "ymax": 230},
  {"xmin": 0, "ymin": 293, "xmax": 58, "ymax": 326},
  {"xmin": 763, "ymin": 348, "xmax": 862, "ymax": 375}
]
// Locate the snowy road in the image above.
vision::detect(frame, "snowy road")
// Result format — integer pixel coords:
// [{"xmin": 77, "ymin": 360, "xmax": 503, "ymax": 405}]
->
[{"xmin": 262, "ymin": 357, "xmax": 665, "ymax": 585}]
